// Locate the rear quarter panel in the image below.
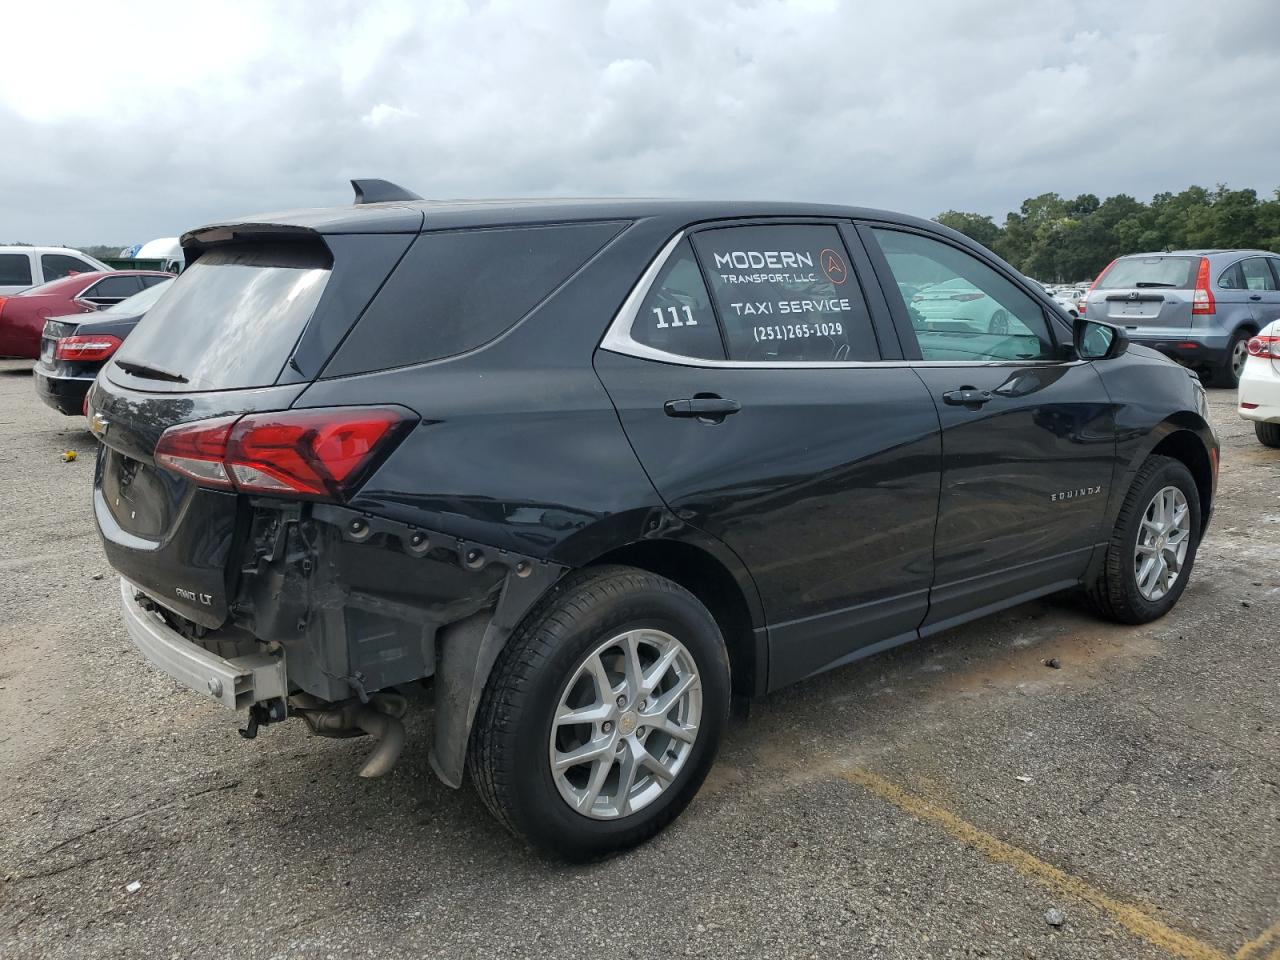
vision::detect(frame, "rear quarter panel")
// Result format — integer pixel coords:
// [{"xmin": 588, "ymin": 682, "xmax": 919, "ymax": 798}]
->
[{"xmin": 295, "ymin": 218, "xmax": 681, "ymax": 565}]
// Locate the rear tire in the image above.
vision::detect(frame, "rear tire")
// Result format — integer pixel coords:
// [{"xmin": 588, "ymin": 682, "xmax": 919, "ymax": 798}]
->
[
  {"xmin": 468, "ymin": 565, "xmax": 730, "ymax": 861},
  {"xmin": 1255, "ymin": 422, "xmax": 1280, "ymax": 448},
  {"xmin": 1207, "ymin": 331, "xmax": 1249, "ymax": 388},
  {"xmin": 1086, "ymin": 455, "xmax": 1201, "ymax": 624}
]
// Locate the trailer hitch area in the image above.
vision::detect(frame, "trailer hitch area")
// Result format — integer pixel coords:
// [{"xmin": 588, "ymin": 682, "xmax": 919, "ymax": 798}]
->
[
  {"xmin": 289, "ymin": 691, "xmax": 409, "ymax": 778},
  {"xmin": 238, "ymin": 697, "xmax": 287, "ymax": 740}
]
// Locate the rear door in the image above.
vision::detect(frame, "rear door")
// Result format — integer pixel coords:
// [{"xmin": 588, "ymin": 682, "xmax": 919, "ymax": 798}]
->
[
  {"xmin": 862, "ymin": 224, "xmax": 1116, "ymax": 632},
  {"xmin": 1090, "ymin": 255, "xmax": 1199, "ymax": 336},
  {"xmin": 595, "ymin": 221, "xmax": 943, "ymax": 689},
  {"xmin": 1239, "ymin": 256, "xmax": 1280, "ymax": 329}
]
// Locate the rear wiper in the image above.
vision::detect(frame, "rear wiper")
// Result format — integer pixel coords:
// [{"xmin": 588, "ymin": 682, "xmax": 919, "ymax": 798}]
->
[
  {"xmin": 1134, "ymin": 282, "xmax": 1176, "ymax": 288},
  {"xmin": 115, "ymin": 359, "xmax": 189, "ymax": 383}
]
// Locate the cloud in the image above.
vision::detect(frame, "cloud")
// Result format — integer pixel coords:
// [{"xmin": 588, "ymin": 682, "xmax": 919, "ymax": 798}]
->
[{"xmin": 1, "ymin": 0, "xmax": 1277, "ymax": 244}]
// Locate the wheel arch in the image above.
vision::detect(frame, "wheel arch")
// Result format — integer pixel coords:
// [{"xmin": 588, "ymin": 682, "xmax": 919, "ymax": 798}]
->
[
  {"xmin": 1137, "ymin": 418, "xmax": 1216, "ymax": 534},
  {"xmin": 586, "ymin": 537, "xmax": 768, "ymax": 700}
]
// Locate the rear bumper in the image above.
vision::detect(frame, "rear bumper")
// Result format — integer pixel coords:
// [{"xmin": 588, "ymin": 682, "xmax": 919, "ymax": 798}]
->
[
  {"xmin": 1239, "ymin": 361, "xmax": 1280, "ymax": 424},
  {"xmin": 119, "ymin": 579, "xmax": 287, "ymax": 711},
  {"xmin": 33, "ymin": 368, "xmax": 92, "ymax": 415},
  {"xmin": 1128, "ymin": 332, "xmax": 1231, "ymax": 367}
]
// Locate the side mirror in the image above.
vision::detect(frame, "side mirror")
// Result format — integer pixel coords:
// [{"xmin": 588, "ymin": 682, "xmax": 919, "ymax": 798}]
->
[{"xmin": 1073, "ymin": 317, "xmax": 1128, "ymax": 360}]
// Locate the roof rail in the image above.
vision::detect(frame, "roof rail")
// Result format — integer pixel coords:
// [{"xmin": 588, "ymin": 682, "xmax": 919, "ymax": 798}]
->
[{"xmin": 351, "ymin": 179, "xmax": 423, "ymax": 205}]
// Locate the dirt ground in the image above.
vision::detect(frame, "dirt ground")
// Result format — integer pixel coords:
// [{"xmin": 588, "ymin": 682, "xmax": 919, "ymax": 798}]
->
[{"xmin": 0, "ymin": 358, "xmax": 1276, "ymax": 959}]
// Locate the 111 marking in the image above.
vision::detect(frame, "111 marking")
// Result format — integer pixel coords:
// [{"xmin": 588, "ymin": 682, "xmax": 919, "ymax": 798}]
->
[{"xmin": 653, "ymin": 306, "xmax": 697, "ymax": 328}]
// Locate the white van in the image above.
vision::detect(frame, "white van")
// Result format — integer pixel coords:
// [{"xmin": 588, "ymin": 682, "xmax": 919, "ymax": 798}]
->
[{"xmin": 0, "ymin": 246, "xmax": 111, "ymax": 295}]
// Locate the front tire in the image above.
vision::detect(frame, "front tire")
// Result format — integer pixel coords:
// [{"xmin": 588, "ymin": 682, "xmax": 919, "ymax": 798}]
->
[
  {"xmin": 468, "ymin": 566, "xmax": 730, "ymax": 860},
  {"xmin": 1255, "ymin": 422, "xmax": 1280, "ymax": 448},
  {"xmin": 1087, "ymin": 455, "xmax": 1201, "ymax": 624}
]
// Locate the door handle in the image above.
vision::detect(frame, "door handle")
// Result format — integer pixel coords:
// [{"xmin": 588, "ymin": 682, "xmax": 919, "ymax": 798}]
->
[
  {"xmin": 664, "ymin": 397, "xmax": 741, "ymax": 419},
  {"xmin": 942, "ymin": 387, "xmax": 993, "ymax": 407},
  {"xmin": 1250, "ymin": 294, "xmax": 1262, "ymax": 301}
]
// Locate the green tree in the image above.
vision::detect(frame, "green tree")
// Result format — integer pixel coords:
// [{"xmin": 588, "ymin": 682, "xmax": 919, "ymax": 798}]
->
[
  {"xmin": 933, "ymin": 182, "xmax": 1280, "ymax": 283},
  {"xmin": 935, "ymin": 210, "xmax": 1000, "ymax": 248}
]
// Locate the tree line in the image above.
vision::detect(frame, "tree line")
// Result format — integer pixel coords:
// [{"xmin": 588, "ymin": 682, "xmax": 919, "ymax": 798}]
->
[{"xmin": 935, "ymin": 185, "xmax": 1280, "ymax": 284}]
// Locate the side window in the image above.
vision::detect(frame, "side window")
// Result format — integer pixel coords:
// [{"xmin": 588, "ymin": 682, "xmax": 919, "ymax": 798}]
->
[
  {"xmin": 869, "ymin": 228, "xmax": 1056, "ymax": 362},
  {"xmin": 631, "ymin": 240, "xmax": 725, "ymax": 360},
  {"xmin": 0, "ymin": 253, "xmax": 33, "ymax": 286},
  {"xmin": 1217, "ymin": 262, "xmax": 1245, "ymax": 289},
  {"xmin": 41, "ymin": 253, "xmax": 97, "ymax": 282},
  {"xmin": 325, "ymin": 221, "xmax": 624, "ymax": 377},
  {"xmin": 81, "ymin": 275, "xmax": 143, "ymax": 302},
  {"xmin": 1240, "ymin": 257, "xmax": 1278, "ymax": 291},
  {"xmin": 691, "ymin": 224, "xmax": 879, "ymax": 362}
]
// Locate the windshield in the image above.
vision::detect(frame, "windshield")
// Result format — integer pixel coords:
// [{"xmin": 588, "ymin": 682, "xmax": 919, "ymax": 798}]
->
[
  {"xmin": 101, "ymin": 278, "xmax": 173, "ymax": 315},
  {"xmin": 1097, "ymin": 256, "xmax": 1197, "ymax": 290}
]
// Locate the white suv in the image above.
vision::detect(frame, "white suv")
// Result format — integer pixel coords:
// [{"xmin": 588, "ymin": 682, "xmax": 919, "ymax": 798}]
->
[
  {"xmin": 1238, "ymin": 320, "xmax": 1280, "ymax": 446},
  {"xmin": 0, "ymin": 246, "xmax": 111, "ymax": 295}
]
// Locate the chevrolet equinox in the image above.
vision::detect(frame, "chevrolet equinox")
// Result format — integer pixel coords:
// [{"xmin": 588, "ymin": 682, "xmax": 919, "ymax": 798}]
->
[{"xmin": 89, "ymin": 181, "xmax": 1217, "ymax": 859}]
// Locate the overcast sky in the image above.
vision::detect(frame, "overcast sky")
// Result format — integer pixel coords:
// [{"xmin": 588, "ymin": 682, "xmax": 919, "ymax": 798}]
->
[{"xmin": 3, "ymin": 0, "xmax": 1277, "ymax": 246}]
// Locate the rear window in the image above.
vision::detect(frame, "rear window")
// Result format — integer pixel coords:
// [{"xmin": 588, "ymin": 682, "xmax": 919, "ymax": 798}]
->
[
  {"xmin": 0, "ymin": 253, "xmax": 32, "ymax": 286},
  {"xmin": 113, "ymin": 244, "xmax": 330, "ymax": 391},
  {"xmin": 1097, "ymin": 256, "xmax": 1197, "ymax": 290},
  {"xmin": 323, "ymin": 221, "xmax": 625, "ymax": 377}
]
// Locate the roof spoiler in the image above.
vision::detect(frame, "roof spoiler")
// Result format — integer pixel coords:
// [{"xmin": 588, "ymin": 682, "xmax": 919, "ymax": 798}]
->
[{"xmin": 351, "ymin": 178, "xmax": 423, "ymax": 205}]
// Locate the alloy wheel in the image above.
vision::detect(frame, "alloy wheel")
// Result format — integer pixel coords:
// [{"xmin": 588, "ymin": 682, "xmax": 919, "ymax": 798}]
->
[
  {"xmin": 1133, "ymin": 485, "xmax": 1191, "ymax": 602},
  {"xmin": 549, "ymin": 629, "xmax": 702, "ymax": 820},
  {"xmin": 1231, "ymin": 338, "xmax": 1248, "ymax": 380}
]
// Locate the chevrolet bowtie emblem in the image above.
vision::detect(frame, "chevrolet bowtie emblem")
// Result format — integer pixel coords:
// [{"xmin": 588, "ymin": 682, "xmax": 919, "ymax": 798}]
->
[{"xmin": 90, "ymin": 412, "xmax": 110, "ymax": 437}]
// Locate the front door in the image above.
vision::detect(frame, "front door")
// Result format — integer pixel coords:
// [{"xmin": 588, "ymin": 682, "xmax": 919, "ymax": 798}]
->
[
  {"xmin": 594, "ymin": 222, "xmax": 942, "ymax": 689},
  {"xmin": 862, "ymin": 225, "xmax": 1116, "ymax": 632}
]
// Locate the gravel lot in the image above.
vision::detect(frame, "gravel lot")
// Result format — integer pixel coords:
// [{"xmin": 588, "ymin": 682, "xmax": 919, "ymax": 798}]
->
[{"xmin": 1, "ymin": 357, "xmax": 1276, "ymax": 960}]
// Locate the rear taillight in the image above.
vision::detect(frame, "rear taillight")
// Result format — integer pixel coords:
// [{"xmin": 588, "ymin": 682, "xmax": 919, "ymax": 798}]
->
[
  {"xmin": 0, "ymin": 296, "xmax": 7, "ymax": 318},
  {"xmin": 1079, "ymin": 259, "xmax": 1116, "ymax": 317},
  {"xmin": 154, "ymin": 407, "xmax": 413, "ymax": 500},
  {"xmin": 950, "ymin": 292, "xmax": 986, "ymax": 302},
  {"xmin": 54, "ymin": 334, "xmax": 123, "ymax": 362},
  {"xmin": 1192, "ymin": 257, "xmax": 1215, "ymax": 315},
  {"xmin": 1247, "ymin": 335, "xmax": 1280, "ymax": 359}
]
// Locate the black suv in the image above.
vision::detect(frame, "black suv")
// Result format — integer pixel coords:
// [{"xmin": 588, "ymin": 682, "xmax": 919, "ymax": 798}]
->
[{"xmin": 90, "ymin": 182, "xmax": 1217, "ymax": 859}]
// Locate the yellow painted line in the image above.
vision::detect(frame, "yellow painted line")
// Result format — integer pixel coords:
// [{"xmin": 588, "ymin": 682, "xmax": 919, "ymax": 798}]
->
[
  {"xmin": 1236, "ymin": 920, "xmax": 1280, "ymax": 959},
  {"xmin": 841, "ymin": 767, "xmax": 1229, "ymax": 960}
]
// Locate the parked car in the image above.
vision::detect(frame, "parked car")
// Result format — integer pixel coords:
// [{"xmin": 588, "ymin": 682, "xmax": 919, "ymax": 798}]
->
[
  {"xmin": 1080, "ymin": 250, "xmax": 1280, "ymax": 388},
  {"xmin": 0, "ymin": 270, "xmax": 172, "ymax": 358},
  {"xmin": 0, "ymin": 245, "xmax": 112, "ymax": 296},
  {"xmin": 909, "ymin": 276, "xmax": 1022, "ymax": 333},
  {"xmin": 88, "ymin": 185, "xmax": 1217, "ymax": 859},
  {"xmin": 34, "ymin": 278, "xmax": 174, "ymax": 415},
  {"xmin": 1238, "ymin": 321, "xmax": 1280, "ymax": 446},
  {"xmin": 1051, "ymin": 287, "xmax": 1083, "ymax": 316}
]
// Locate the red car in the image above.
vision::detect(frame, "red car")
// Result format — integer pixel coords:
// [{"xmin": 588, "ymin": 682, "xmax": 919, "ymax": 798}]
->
[{"xmin": 0, "ymin": 270, "xmax": 172, "ymax": 359}]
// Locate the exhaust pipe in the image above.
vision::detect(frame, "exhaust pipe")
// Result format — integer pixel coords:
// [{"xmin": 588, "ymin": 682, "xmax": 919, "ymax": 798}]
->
[{"xmin": 292, "ymin": 692, "xmax": 409, "ymax": 778}]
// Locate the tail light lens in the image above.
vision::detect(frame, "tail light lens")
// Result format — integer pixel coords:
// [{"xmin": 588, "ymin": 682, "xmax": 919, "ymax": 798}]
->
[
  {"xmin": 154, "ymin": 407, "xmax": 413, "ymax": 500},
  {"xmin": 55, "ymin": 334, "xmax": 123, "ymax": 361},
  {"xmin": 1079, "ymin": 259, "xmax": 1116, "ymax": 317},
  {"xmin": 1247, "ymin": 335, "xmax": 1280, "ymax": 359},
  {"xmin": 950, "ymin": 292, "xmax": 986, "ymax": 301},
  {"xmin": 0, "ymin": 296, "xmax": 7, "ymax": 319},
  {"xmin": 1192, "ymin": 257, "xmax": 1215, "ymax": 315}
]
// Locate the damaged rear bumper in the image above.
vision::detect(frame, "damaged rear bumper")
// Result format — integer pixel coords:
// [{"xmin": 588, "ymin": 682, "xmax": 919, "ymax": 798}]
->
[
  {"xmin": 119, "ymin": 578, "xmax": 287, "ymax": 710},
  {"xmin": 118, "ymin": 504, "xmax": 568, "ymax": 788}
]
